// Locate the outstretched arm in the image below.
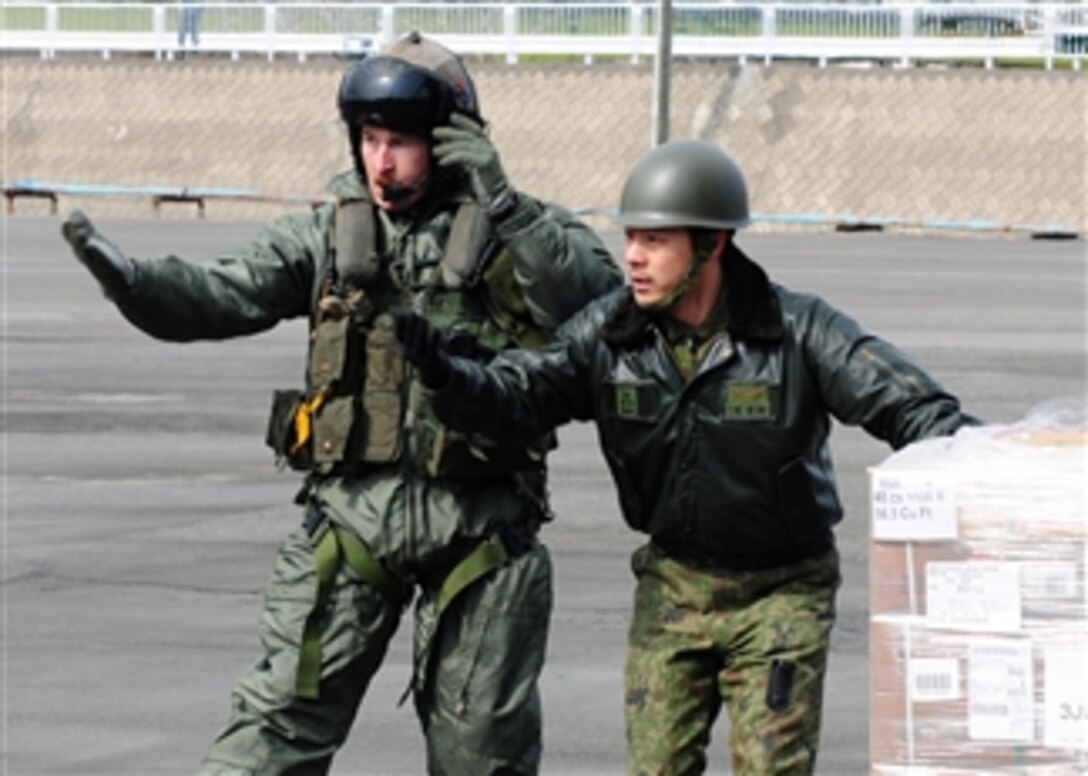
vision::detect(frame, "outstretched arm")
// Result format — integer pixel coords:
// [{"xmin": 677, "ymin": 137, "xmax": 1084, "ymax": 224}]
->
[
  {"xmin": 802, "ymin": 295, "xmax": 981, "ymax": 448},
  {"xmin": 393, "ymin": 309, "xmax": 597, "ymax": 443},
  {"xmin": 60, "ymin": 208, "xmax": 327, "ymax": 342}
]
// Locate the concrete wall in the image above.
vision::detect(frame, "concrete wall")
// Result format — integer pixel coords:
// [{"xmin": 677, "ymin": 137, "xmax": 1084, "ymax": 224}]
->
[{"xmin": 3, "ymin": 57, "xmax": 1085, "ymax": 232}]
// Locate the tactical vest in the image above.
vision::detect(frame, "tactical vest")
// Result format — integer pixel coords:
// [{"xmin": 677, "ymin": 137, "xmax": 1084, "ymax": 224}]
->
[{"xmin": 266, "ymin": 197, "xmax": 555, "ymax": 480}]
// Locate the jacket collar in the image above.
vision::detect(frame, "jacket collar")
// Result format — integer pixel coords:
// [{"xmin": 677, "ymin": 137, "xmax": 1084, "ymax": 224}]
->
[{"xmin": 600, "ymin": 242, "xmax": 784, "ymax": 346}]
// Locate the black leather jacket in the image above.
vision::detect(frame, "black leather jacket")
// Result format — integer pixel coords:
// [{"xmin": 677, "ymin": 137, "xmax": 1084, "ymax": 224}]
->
[{"xmin": 433, "ymin": 244, "xmax": 979, "ymax": 570}]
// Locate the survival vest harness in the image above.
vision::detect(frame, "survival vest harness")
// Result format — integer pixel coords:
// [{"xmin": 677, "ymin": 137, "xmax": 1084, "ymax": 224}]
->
[{"xmin": 266, "ymin": 196, "xmax": 554, "ymax": 699}]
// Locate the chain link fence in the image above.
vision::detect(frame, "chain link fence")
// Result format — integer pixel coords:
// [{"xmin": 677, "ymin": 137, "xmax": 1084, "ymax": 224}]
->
[{"xmin": 3, "ymin": 55, "xmax": 1084, "ymax": 235}]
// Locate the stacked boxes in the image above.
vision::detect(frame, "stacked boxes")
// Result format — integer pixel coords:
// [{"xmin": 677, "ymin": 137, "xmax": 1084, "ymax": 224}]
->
[{"xmin": 869, "ymin": 402, "xmax": 1087, "ymax": 774}]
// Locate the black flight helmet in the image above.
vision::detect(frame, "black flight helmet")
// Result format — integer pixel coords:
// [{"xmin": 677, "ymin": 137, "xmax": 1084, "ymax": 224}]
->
[{"xmin": 338, "ymin": 31, "xmax": 481, "ymax": 182}]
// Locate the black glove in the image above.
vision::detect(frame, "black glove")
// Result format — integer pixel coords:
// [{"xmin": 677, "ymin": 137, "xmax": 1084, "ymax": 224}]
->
[
  {"xmin": 391, "ymin": 309, "xmax": 453, "ymax": 390},
  {"xmin": 61, "ymin": 209, "xmax": 136, "ymax": 300}
]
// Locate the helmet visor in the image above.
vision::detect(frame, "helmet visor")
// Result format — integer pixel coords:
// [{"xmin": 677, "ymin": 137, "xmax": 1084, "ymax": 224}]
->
[{"xmin": 339, "ymin": 57, "xmax": 454, "ymax": 133}]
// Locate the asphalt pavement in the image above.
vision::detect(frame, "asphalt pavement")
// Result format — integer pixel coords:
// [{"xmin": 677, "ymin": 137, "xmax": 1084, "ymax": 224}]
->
[{"xmin": 3, "ymin": 215, "xmax": 1085, "ymax": 774}]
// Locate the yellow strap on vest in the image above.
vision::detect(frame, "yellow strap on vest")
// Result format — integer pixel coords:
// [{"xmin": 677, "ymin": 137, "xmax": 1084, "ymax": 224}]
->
[
  {"xmin": 289, "ymin": 386, "xmax": 330, "ymax": 456},
  {"xmin": 296, "ymin": 520, "xmax": 406, "ymax": 699}
]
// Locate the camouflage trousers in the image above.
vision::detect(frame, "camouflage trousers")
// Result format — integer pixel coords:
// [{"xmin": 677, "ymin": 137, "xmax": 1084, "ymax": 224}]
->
[{"xmin": 624, "ymin": 542, "xmax": 841, "ymax": 776}]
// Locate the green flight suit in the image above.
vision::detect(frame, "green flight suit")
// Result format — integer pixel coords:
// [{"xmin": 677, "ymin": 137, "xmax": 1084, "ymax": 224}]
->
[{"xmin": 110, "ymin": 170, "xmax": 621, "ymax": 775}]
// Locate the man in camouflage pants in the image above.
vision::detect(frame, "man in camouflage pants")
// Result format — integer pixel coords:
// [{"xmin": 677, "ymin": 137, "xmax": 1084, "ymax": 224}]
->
[
  {"xmin": 61, "ymin": 32, "xmax": 621, "ymax": 775},
  {"xmin": 393, "ymin": 140, "xmax": 979, "ymax": 774}
]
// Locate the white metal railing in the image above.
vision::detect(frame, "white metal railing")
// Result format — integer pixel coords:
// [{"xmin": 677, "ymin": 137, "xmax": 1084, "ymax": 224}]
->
[{"xmin": 1, "ymin": 3, "xmax": 1085, "ymax": 68}]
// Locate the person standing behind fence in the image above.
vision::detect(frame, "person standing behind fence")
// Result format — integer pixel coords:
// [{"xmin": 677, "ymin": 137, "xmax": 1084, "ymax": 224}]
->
[{"xmin": 177, "ymin": 0, "xmax": 203, "ymax": 54}]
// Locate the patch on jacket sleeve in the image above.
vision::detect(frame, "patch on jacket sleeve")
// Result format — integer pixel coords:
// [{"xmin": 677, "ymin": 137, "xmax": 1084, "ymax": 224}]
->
[{"xmin": 723, "ymin": 381, "xmax": 777, "ymax": 421}]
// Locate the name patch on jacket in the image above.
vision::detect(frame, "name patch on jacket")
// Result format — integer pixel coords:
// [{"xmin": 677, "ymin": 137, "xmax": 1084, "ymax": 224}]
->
[
  {"xmin": 607, "ymin": 379, "xmax": 660, "ymax": 422},
  {"xmin": 723, "ymin": 382, "xmax": 777, "ymax": 421}
]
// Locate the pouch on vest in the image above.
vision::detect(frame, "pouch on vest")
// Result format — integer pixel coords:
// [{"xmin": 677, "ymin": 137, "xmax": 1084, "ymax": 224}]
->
[
  {"xmin": 360, "ymin": 313, "xmax": 404, "ymax": 463},
  {"xmin": 309, "ymin": 303, "xmax": 351, "ymax": 389},
  {"xmin": 305, "ymin": 299, "xmax": 365, "ymax": 474},
  {"xmin": 312, "ymin": 394, "xmax": 355, "ymax": 471},
  {"xmin": 265, "ymin": 388, "xmax": 313, "ymax": 471},
  {"xmin": 271, "ymin": 292, "xmax": 369, "ymax": 474}
]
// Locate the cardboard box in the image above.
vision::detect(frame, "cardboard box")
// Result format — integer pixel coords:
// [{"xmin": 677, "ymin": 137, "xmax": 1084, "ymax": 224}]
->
[
  {"xmin": 871, "ymin": 615, "xmax": 1088, "ymax": 771},
  {"xmin": 868, "ymin": 402, "xmax": 1087, "ymax": 774}
]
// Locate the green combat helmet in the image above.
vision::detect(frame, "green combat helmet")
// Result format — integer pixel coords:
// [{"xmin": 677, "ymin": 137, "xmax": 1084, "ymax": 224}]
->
[
  {"xmin": 617, "ymin": 140, "xmax": 750, "ymax": 231},
  {"xmin": 617, "ymin": 140, "xmax": 751, "ymax": 310}
]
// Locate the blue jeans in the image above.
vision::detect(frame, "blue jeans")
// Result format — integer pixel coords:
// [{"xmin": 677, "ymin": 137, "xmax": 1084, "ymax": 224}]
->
[{"xmin": 178, "ymin": 7, "xmax": 203, "ymax": 48}]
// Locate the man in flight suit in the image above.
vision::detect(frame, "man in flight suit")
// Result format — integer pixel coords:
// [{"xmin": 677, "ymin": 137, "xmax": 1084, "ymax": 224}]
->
[
  {"xmin": 393, "ymin": 140, "xmax": 980, "ymax": 775},
  {"xmin": 61, "ymin": 32, "xmax": 621, "ymax": 775}
]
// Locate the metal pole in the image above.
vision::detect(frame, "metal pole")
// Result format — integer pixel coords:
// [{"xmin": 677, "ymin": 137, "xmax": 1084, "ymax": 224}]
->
[{"xmin": 651, "ymin": 0, "xmax": 673, "ymax": 147}]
